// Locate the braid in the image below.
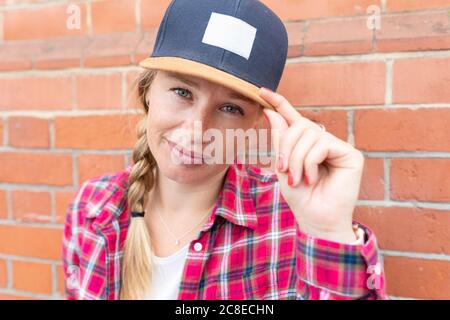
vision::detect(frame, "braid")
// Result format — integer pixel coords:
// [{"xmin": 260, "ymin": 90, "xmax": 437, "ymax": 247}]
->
[{"xmin": 120, "ymin": 69, "xmax": 158, "ymax": 300}]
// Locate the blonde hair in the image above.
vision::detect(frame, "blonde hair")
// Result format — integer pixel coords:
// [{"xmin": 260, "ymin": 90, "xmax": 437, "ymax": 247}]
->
[{"xmin": 120, "ymin": 69, "xmax": 158, "ymax": 300}]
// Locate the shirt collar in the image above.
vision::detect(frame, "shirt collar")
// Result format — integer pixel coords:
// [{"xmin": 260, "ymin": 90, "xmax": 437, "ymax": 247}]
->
[{"xmin": 212, "ymin": 163, "xmax": 258, "ymax": 230}]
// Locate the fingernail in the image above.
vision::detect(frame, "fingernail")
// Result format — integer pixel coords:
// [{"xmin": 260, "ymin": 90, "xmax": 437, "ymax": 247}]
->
[
  {"xmin": 288, "ymin": 170, "xmax": 294, "ymax": 186},
  {"xmin": 261, "ymin": 87, "xmax": 273, "ymax": 93},
  {"xmin": 276, "ymin": 154, "xmax": 284, "ymax": 172},
  {"xmin": 304, "ymin": 174, "xmax": 309, "ymax": 187}
]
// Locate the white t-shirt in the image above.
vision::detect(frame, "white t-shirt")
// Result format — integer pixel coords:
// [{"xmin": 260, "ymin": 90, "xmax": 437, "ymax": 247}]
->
[{"xmin": 145, "ymin": 242, "xmax": 190, "ymax": 300}]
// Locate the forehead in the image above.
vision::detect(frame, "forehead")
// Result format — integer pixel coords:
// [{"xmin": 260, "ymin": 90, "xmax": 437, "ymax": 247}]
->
[{"xmin": 160, "ymin": 70, "xmax": 259, "ymax": 105}]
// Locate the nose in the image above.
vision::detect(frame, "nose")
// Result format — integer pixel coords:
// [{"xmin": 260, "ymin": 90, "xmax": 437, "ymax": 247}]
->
[
  {"xmin": 188, "ymin": 101, "xmax": 213, "ymax": 124},
  {"xmin": 172, "ymin": 102, "xmax": 216, "ymax": 147},
  {"xmin": 184, "ymin": 101, "xmax": 217, "ymax": 135}
]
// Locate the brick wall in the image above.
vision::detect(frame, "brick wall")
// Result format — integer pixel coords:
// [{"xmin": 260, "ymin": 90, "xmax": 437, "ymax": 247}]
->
[{"xmin": 0, "ymin": 0, "xmax": 449, "ymax": 300}]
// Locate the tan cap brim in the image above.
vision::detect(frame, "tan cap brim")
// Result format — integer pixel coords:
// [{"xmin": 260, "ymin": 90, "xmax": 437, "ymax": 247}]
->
[{"xmin": 139, "ymin": 56, "xmax": 275, "ymax": 111}]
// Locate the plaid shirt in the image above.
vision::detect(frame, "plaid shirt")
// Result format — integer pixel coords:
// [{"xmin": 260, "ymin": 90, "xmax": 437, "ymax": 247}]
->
[{"xmin": 62, "ymin": 163, "xmax": 387, "ymax": 300}]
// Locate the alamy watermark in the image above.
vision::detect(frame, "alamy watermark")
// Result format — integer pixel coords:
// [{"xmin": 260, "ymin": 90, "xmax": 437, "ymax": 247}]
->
[
  {"xmin": 167, "ymin": 121, "xmax": 279, "ymax": 166},
  {"xmin": 66, "ymin": 3, "xmax": 81, "ymax": 30}
]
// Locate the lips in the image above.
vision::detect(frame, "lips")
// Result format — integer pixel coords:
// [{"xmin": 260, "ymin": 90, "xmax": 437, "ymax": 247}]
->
[{"xmin": 166, "ymin": 139, "xmax": 207, "ymax": 161}]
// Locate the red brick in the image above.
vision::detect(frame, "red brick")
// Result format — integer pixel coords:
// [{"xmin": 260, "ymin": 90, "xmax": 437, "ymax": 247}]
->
[
  {"xmin": 140, "ymin": 0, "xmax": 172, "ymax": 31},
  {"xmin": 358, "ymin": 157, "xmax": 384, "ymax": 200},
  {"xmin": 4, "ymin": 3, "xmax": 87, "ymax": 40},
  {"xmin": 0, "ymin": 259, "xmax": 7, "ymax": 288},
  {"xmin": 11, "ymin": 190, "xmax": 52, "ymax": 223},
  {"xmin": 0, "ymin": 153, "xmax": 72, "ymax": 186},
  {"xmin": 391, "ymin": 158, "xmax": 450, "ymax": 202},
  {"xmin": 75, "ymin": 73, "xmax": 122, "ymax": 110},
  {"xmin": 355, "ymin": 206, "xmax": 450, "ymax": 254},
  {"xmin": 54, "ymin": 114, "xmax": 139, "ymax": 150},
  {"xmin": 125, "ymin": 70, "xmax": 142, "ymax": 110},
  {"xmin": 393, "ymin": 57, "xmax": 450, "ymax": 104},
  {"xmin": 55, "ymin": 190, "xmax": 76, "ymax": 225},
  {"xmin": 261, "ymin": 0, "xmax": 381, "ymax": 21},
  {"xmin": 377, "ymin": 11, "xmax": 450, "ymax": 53},
  {"xmin": 9, "ymin": 116, "xmax": 50, "ymax": 148},
  {"xmin": 296, "ymin": 109, "xmax": 348, "ymax": 141},
  {"xmin": 286, "ymin": 22, "xmax": 306, "ymax": 58},
  {"xmin": 0, "ymin": 225, "xmax": 63, "ymax": 260},
  {"xmin": 77, "ymin": 154, "xmax": 126, "ymax": 184},
  {"xmin": 386, "ymin": 0, "xmax": 450, "ymax": 13},
  {"xmin": 35, "ymin": 37, "xmax": 89, "ymax": 70},
  {"xmin": 279, "ymin": 61, "xmax": 385, "ymax": 106},
  {"xmin": 355, "ymin": 108, "xmax": 450, "ymax": 151},
  {"xmin": 305, "ymin": 17, "xmax": 373, "ymax": 56},
  {"xmin": 135, "ymin": 30, "xmax": 158, "ymax": 63},
  {"xmin": 0, "ymin": 119, "xmax": 3, "ymax": 146},
  {"xmin": 57, "ymin": 265, "xmax": 65, "ymax": 296},
  {"xmin": 83, "ymin": 33, "xmax": 142, "ymax": 67},
  {"xmin": 0, "ymin": 190, "xmax": 7, "ymax": 219},
  {"xmin": 12, "ymin": 260, "xmax": 52, "ymax": 295},
  {"xmin": 91, "ymin": 0, "xmax": 136, "ymax": 34},
  {"xmin": 384, "ymin": 256, "xmax": 450, "ymax": 299},
  {"xmin": 0, "ymin": 41, "xmax": 41, "ymax": 71},
  {"xmin": 0, "ymin": 76, "xmax": 72, "ymax": 110}
]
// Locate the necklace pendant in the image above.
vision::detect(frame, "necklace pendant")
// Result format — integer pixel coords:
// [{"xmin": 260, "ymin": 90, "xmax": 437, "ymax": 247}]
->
[{"xmin": 175, "ymin": 239, "xmax": 180, "ymax": 246}]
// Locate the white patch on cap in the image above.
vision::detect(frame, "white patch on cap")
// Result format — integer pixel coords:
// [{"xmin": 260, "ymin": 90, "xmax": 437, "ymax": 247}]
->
[{"xmin": 202, "ymin": 12, "xmax": 257, "ymax": 60}]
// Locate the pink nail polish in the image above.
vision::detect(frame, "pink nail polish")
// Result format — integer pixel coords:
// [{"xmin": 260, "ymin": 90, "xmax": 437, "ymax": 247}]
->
[
  {"xmin": 304, "ymin": 174, "xmax": 309, "ymax": 186},
  {"xmin": 288, "ymin": 170, "xmax": 294, "ymax": 186}
]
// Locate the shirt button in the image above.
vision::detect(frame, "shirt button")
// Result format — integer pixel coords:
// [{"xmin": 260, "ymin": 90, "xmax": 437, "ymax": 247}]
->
[{"xmin": 193, "ymin": 242, "xmax": 203, "ymax": 252}]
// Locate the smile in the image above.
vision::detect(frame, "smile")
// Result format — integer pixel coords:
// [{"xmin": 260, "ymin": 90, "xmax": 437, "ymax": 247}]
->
[{"xmin": 166, "ymin": 139, "xmax": 209, "ymax": 164}]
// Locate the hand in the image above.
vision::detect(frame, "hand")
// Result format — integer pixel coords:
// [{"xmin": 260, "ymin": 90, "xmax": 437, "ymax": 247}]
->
[{"xmin": 259, "ymin": 87, "xmax": 365, "ymax": 244}]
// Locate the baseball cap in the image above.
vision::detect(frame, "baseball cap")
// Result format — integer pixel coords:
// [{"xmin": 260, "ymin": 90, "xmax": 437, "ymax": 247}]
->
[{"xmin": 139, "ymin": 0, "xmax": 289, "ymax": 110}]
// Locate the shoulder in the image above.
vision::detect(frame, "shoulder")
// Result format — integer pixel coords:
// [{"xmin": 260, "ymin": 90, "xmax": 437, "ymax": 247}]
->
[{"xmin": 64, "ymin": 164, "xmax": 132, "ymax": 231}]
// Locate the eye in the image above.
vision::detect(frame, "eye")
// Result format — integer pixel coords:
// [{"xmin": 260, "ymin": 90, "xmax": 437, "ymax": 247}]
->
[
  {"xmin": 171, "ymin": 87, "xmax": 192, "ymax": 99},
  {"xmin": 220, "ymin": 105, "xmax": 245, "ymax": 116}
]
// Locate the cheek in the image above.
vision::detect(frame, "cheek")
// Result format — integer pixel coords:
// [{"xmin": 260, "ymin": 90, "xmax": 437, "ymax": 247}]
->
[{"xmin": 146, "ymin": 101, "xmax": 179, "ymax": 136}]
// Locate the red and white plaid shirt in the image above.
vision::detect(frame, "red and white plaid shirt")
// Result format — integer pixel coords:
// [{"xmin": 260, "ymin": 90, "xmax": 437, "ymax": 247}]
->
[{"xmin": 62, "ymin": 163, "xmax": 387, "ymax": 300}]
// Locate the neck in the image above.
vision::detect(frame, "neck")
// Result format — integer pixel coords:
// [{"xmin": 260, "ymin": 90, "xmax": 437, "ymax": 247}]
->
[{"xmin": 146, "ymin": 166, "xmax": 229, "ymax": 219}]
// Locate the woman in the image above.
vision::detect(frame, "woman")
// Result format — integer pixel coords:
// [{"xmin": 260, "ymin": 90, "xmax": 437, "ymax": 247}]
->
[{"xmin": 63, "ymin": 0, "xmax": 386, "ymax": 300}]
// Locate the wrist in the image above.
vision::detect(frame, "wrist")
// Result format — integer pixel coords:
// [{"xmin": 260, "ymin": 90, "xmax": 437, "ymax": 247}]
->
[{"xmin": 298, "ymin": 223, "xmax": 358, "ymax": 244}]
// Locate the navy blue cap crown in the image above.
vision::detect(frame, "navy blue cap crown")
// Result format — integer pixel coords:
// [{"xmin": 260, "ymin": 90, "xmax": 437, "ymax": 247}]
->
[{"xmin": 150, "ymin": 0, "xmax": 289, "ymax": 92}]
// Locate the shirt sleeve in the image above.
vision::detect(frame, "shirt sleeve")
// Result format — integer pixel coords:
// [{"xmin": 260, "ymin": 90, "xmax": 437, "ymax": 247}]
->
[{"xmin": 295, "ymin": 220, "xmax": 388, "ymax": 300}]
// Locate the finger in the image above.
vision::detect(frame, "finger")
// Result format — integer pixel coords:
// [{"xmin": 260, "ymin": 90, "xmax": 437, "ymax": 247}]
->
[
  {"xmin": 303, "ymin": 137, "xmax": 330, "ymax": 186},
  {"xmin": 259, "ymin": 88, "xmax": 302, "ymax": 126},
  {"xmin": 305, "ymin": 132, "xmax": 364, "ymax": 185},
  {"xmin": 288, "ymin": 127, "xmax": 322, "ymax": 187},
  {"xmin": 277, "ymin": 121, "xmax": 306, "ymax": 173},
  {"xmin": 263, "ymin": 108, "xmax": 288, "ymax": 156}
]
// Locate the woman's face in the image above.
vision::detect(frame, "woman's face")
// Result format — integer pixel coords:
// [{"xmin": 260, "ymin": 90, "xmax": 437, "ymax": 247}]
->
[{"xmin": 145, "ymin": 70, "xmax": 263, "ymax": 184}]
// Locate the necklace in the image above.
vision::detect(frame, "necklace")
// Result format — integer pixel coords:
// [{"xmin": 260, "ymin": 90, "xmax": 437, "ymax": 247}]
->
[{"xmin": 156, "ymin": 204, "xmax": 214, "ymax": 246}]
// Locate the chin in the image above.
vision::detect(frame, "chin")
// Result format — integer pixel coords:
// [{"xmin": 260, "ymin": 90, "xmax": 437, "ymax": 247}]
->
[{"xmin": 158, "ymin": 162, "xmax": 216, "ymax": 184}]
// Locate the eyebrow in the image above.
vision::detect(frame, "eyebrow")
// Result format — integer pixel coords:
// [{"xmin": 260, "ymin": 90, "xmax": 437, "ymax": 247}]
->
[
  {"xmin": 165, "ymin": 72, "xmax": 257, "ymax": 105},
  {"xmin": 166, "ymin": 72, "xmax": 200, "ymax": 88}
]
